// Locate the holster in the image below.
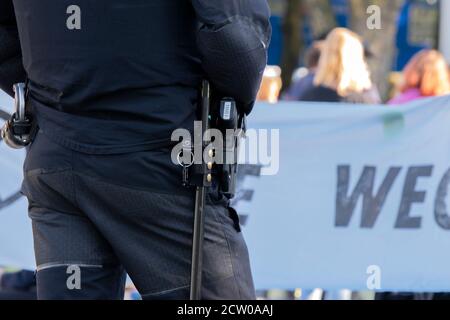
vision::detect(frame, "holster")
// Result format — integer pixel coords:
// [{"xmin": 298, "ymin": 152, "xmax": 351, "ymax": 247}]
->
[{"xmin": 182, "ymin": 94, "xmax": 245, "ymax": 200}]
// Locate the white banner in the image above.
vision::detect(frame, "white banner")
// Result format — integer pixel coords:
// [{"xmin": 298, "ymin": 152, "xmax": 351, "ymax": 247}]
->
[
  {"xmin": 2, "ymin": 91, "xmax": 450, "ymax": 292},
  {"xmin": 236, "ymin": 95, "xmax": 450, "ymax": 292}
]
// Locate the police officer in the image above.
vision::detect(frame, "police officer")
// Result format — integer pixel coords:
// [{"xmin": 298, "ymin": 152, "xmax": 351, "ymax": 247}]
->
[{"xmin": 0, "ymin": 0, "xmax": 271, "ymax": 299}]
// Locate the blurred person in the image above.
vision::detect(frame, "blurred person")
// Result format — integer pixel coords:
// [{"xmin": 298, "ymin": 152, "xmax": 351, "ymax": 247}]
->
[
  {"xmin": 299, "ymin": 28, "xmax": 381, "ymax": 104},
  {"xmin": 282, "ymin": 41, "xmax": 323, "ymax": 101},
  {"xmin": 389, "ymin": 49, "xmax": 450, "ymax": 105},
  {"xmin": 257, "ymin": 65, "xmax": 283, "ymax": 103}
]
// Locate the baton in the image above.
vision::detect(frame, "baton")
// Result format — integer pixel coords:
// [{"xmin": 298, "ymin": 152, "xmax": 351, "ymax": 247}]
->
[{"xmin": 190, "ymin": 80, "xmax": 212, "ymax": 300}]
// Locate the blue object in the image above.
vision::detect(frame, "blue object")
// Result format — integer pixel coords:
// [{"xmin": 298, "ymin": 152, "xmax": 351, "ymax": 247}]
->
[
  {"xmin": 268, "ymin": 16, "xmax": 283, "ymax": 65},
  {"xmin": 394, "ymin": 0, "xmax": 439, "ymax": 70}
]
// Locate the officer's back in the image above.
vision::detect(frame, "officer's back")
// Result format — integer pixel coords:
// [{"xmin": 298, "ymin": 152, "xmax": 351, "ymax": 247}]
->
[
  {"xmin": 7, "ymin": 0, "xmax": 271, "ymax": 154},
  {"xmin": 12, "ymin": 0, "xmax": 200, "ymax": 153}
]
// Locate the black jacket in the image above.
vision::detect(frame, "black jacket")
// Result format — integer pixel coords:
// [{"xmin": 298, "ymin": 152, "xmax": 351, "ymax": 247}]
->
[{"xmin": 0, "ymin": 0, "xmax": 271, "ymax": 154}]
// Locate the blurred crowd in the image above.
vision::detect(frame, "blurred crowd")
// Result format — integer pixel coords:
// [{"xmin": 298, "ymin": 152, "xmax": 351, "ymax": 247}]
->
[{"xmin": 258, "ymin": 27, "xmax": 450, "ymax": 106}]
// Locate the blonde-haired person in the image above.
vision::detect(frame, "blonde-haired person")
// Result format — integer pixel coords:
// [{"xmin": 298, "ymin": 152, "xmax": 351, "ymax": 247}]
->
[
  {"xmin": 299, "ymin": 28, "xmax": 380, "ymax": 104},
  {"xmin": 389, "ymin": 49, "xmax": 450, "ymax": 105}
]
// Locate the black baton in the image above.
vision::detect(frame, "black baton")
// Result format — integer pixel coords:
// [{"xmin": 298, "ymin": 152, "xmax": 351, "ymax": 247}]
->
[{"xmin": 190, "ymin": 80, "xmax": 212, "ymax": 300}]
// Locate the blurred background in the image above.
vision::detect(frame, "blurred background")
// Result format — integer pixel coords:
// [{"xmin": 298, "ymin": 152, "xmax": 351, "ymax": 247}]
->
[{"xmin": 265, "ymin": 0, "xmax": 447, "ymax": 102}]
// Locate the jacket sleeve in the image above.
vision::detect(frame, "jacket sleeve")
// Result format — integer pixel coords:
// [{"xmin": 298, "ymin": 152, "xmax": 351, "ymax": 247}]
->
[
  {"xmin": 0, "ymin": 0, "xmax": 26, "ymax": 97},
  {"xmin": 191, "ymin": 0, "xmax": 272, "ymax": 115}
]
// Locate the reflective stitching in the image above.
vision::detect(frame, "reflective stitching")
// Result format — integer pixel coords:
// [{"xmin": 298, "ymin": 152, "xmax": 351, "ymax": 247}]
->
[
  {"xmin": 36, "ymin": 262, "xmax": 103, "ymax": 272},
  {"xmin": 140, "ymin": 284, "xmax": 191, "ymax": 298},
  {"xmin": 140, "ymin": 275, "xmax": 237, "ymax": 298}
]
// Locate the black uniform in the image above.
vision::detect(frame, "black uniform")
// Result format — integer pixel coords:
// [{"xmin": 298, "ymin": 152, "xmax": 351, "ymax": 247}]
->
[{"xmin": 0, "ymin": 0, "xmax": 271, "ymax": 299}]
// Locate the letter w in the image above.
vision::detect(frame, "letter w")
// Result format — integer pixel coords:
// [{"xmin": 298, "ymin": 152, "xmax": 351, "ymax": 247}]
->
[{"xmin": 335, "ymin": 166, "xmax": 400, "ymax": 228}]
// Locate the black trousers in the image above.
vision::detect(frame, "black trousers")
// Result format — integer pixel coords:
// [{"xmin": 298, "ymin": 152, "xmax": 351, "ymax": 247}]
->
[{"xmin": 21, "ymin": 131, "xmax": 255, "ymax": 300}]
